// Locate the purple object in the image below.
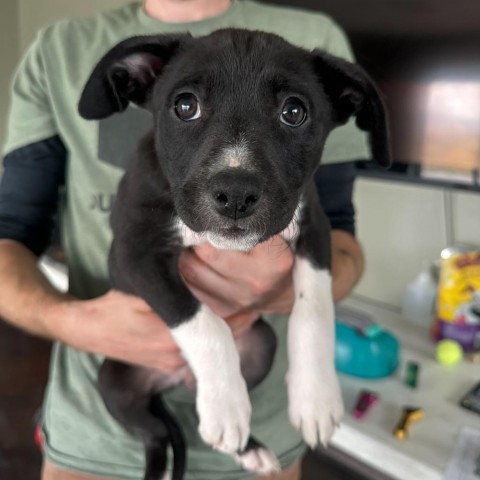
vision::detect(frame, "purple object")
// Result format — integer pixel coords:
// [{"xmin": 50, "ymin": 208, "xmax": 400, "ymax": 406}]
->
[
  {"xmin": 352, "ymin": 391, "xmax": 378, "ymax": 419},
  {"xmin": 438, "ymin": 320, "xmax": 480, "ymax": 352}
]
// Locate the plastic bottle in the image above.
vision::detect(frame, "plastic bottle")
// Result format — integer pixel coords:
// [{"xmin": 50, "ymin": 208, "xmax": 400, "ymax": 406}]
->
[{"xmin": 401, "ymin": 268, "xmax": 438, "ymax": 328}]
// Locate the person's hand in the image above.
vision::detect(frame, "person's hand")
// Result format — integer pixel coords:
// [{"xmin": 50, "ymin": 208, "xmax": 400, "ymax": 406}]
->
[
  {"xmin": 54, "ymin": 290, "xmax": 188, "ymax": 373},
  {"xmin": 52, "ymin": 236, "xmax": 294, "ymax": 373},
  {"xmin": 179, "ymin": 235, "xmax": 295, "ymax": 329}
]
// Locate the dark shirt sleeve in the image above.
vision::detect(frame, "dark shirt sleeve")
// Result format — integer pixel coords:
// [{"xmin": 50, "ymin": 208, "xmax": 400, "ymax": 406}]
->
[
  {"xmin": 0, "ymin": 136, "xmax": 66, "ymax": 256},
  {"xmin": 314, "ymin": 161, "xmax": 356, "ymax": 236}
]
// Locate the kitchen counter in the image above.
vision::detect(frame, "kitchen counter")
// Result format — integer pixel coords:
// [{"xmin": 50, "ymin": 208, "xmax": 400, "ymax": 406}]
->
[{"xmin": 332, "ymin": 296, "xmax": 480, "ymax": 480}]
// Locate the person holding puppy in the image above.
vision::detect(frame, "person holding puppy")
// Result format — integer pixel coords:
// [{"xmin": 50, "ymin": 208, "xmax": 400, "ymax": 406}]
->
[{"xmin": 0, "ymin": 0, "xmax": 369, "ymax": 479}]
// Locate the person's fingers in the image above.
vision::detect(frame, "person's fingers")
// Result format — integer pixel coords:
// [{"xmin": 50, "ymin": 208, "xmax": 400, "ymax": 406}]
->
[
  {"xmin": 180, "ymin": 239, "xmax": 294, "ymax": 316},
  {"xmin": 225, "ymin": 311, "xmax": 259, "ymax": 338},
  {"xmin": 183, "ymin": 368, "xmax": 196, "ymax": 389},
  {"xmin": 192, "ymin": 243, "xmax": 250, "ymax": 277},
  {"xmin": 194, "ymin": 236, "xmax": 293, "ymax": 286},
  {"xmin": 249, "ymin": 235, "xmax": 292, "ymax": 259},
  {"xmin": 179, "ymin": 248, "xmax": 224, "ymax": 286},
  {"xmin": 184, "ymin": 283, "xmax": 236, "ymax": 319},
  {"xmin": 154, "ymin": 352, "xmax": 188, "ymax": 373},
  {"xmin": 180, "ymin": 249, "xmax": 247, "ymax": 314}
]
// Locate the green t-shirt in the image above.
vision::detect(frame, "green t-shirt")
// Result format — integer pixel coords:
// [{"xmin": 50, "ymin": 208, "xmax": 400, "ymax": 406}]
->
[{"xmin": 3, "ymin": 1, "xmax": 369, "ymax": 479}]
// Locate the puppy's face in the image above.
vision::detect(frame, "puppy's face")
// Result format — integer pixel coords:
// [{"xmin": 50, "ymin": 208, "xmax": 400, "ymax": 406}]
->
[
  {"xmin": 151, "ymin": 33, "xmax": 331, "ymax": 248},
  {"xmin": 79, "ymin": 30, "xmax": 390, "ymax": 249}
]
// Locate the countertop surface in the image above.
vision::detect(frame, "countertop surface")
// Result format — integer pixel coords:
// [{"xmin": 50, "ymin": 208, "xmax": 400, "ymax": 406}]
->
[{"xmin": 332, "ymin": 296, "xmax": 480, "ymax": 480}]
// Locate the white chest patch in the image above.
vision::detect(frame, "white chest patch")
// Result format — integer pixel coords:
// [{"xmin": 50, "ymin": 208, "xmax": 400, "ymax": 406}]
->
[
  {"xmin": 175, "ymin": 218, "xmax": 261, "ymax": 251},
  {"xmin": 279, "ymin": 201, "xmax": 303, "ymax": 245},
  {"xmin": 175, "ymin": 218, "xmax": 206, "ymax": 247},
  {"xmin": 175, "ymin": 199, "xmax": 302, "ymax": 251}
]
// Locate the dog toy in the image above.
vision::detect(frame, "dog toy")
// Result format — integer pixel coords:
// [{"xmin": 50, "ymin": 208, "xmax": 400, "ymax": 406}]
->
[
  {"xmin": 394, "ymin": 407, "xmax": 424, "ymax": 440},
  {"xmin": 404, "ymin": 361, "xmax": 419, "ymax": 388},
  {"xmin": 436, "ymin": 339, "xmax": 463, "ymax": 366},
  {"xmin": 352, "ymin": 390, "xmax": 378, "ymax": 419}
]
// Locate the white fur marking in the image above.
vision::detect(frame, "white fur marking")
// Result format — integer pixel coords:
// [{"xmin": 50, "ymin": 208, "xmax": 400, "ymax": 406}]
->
[
  {"xmin": 222, "ymin": 137, "xmax": 251, "ymax": 169},
  {"xmin": 175, "ymin": 218, "xmax": 205, "ymax": 247},
  {"xmin": 171, "ymin": 305, "xmax": 251, "ymax": 453},
  {"xmin": 206, "ymin": 231, "xmax": 261, "ymax": 251},
  {"xmin": 287, "ymin": 258, "xmax": 344, "ymax": 448},
  {"xmin": 175, "ymin": 218, "xmax": 261, "ymax": 251},
  {"xmin": 280, "ymin": 201, "xmax": 303, "ymax": 244}
]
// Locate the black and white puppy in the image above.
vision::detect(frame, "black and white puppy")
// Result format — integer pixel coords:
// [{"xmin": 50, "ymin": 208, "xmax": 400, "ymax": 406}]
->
[{"xmin": 79, "ymin": 29, "xmax": 390, "ymax": 480}]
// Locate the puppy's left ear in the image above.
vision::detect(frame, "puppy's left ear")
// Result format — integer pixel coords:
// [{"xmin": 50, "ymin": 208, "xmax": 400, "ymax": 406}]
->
[
  {"xmin": 79, "ymin": 34, "xmax": 191, "ymax": 120},
  {"xmin": 313, "ymin": 51, "xmax": 391, "ymax": 168}
]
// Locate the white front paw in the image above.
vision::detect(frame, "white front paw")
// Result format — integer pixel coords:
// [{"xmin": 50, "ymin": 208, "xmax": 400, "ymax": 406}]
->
[
  {"xmin": 197, "ymin": 378, "xmax": 251, "ymax": 453},
  {"xmin": 287, "ymin": 370, "xmax": 344, "ymax": 448}
]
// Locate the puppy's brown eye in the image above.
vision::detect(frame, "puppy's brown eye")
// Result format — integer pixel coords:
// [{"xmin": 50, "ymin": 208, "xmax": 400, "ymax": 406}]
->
[
  {"xmin": 175, "ymin": 94, "xmax": 201, "ymax": 121},
  {"xmin": 280, "ymin": 98, "xmax": 306, "ymax": 127}
]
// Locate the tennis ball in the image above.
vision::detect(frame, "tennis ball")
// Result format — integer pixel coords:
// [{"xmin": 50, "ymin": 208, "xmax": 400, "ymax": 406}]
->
[{"xmin": 436, "ymin": 339, "xmax": 463, "ymax": 366}]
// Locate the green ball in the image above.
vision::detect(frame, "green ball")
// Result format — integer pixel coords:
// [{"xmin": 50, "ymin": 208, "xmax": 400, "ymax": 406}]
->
[{"xmin": 436, "ymin": 339, "xmax": 463, "ymax": 366}]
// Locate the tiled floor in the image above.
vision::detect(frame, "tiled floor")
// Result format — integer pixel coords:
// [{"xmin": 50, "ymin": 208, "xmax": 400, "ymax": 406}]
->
[{"xmin": 0, "ymin": 318, "xmax": 367, "ymax": 480}]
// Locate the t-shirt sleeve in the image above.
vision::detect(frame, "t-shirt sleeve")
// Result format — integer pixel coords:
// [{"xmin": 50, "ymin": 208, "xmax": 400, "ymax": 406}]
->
[
  {"xmin": 0, "ymin": 136, "xmax": 66, "ymax": 256},
  {"xmin": 315, "ymin": 162, "xmax": 356, "ymax": 236},
  {"xmin": 3, "ymin": 29, "xmax": 58, "ymax": 155},
  {"xmin": 320, "ymin": 20, "xmax": 371, "ymax": 165}
]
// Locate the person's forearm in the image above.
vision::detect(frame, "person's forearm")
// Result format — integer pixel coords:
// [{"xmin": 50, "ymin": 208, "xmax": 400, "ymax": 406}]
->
[
  {"xmin": 0, "ymin": 239, "xmax": 69, "ymax": 339},
  {"xmin": 330, "ymin": 229, "xmax": 365, "ymax": 302}
]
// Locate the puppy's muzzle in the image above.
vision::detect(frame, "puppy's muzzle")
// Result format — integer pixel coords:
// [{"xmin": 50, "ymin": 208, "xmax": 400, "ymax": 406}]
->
[{"xmin": 209, "ymin": 170, "xmax": 262, "ymax": 220}]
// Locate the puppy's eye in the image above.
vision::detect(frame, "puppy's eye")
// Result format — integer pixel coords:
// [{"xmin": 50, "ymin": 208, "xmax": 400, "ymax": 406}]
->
[
  {"xmin": 280, "ymin": 98, "xmax": 306, "ymax": 127},
  {"xmin": 175, "ymin": 94, "xmax": 201, "ymax": 121}
]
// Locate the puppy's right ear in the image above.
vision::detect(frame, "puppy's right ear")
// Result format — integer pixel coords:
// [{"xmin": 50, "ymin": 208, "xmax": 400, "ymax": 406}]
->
[{"xmin": 78, "ymin": 34, "xmax": 191, "ymax": 120}]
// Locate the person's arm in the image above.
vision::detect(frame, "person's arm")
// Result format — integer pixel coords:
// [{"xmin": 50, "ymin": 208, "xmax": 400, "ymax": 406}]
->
[
  {"xmin": 0, "ymin": 238, "xmax": 192, "ymax": 372},
  {"xmin": 0, "ymin": 136, "xmax": 70, "ymax": 338},
  {"xmin": 0, "ymin": 239, "xmax": 66, "ymax": 337},
  {"xmin": 330, "ymin": 228, "xmax": 364, "ymax": 301}
]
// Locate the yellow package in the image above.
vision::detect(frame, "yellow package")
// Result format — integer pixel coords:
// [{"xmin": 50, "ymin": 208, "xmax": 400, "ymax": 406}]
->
[{"xmin": 434, "ymin": 249, "xmax": 480, "ymax": 351}]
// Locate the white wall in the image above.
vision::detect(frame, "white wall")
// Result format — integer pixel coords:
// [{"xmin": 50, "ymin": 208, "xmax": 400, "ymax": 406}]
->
[
  {"xmin": 353, "ymin": 178, "xmax": 480, "ymax": 309},
  {"xmin": 452, "ymin": 191, "xmax": 480, "ymax": 246}
]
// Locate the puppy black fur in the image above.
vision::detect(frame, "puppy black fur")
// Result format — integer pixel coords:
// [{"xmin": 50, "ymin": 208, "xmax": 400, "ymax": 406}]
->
[{"xmin": 79, "ymin": 29, "xmax": 390, "ymax": 480}]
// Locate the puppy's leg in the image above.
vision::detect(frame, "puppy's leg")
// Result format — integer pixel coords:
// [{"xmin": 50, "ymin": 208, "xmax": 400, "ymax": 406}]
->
[
  {"xmin": 171, "ymin": 304, "xmax": 251, "ymax": 454},
  {"xmin": 287, "ymin": 260, "xmax": 343, "ymax": 447},
  {"xmin": 233, "ymin": 319, "xmax": 280, "ymax": 475},
  {"xmin": 286, "ymin": 189, "xmax": 344, "ymax": 448}
]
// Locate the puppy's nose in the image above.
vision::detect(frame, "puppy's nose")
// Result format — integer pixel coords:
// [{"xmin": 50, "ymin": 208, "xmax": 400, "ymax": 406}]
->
[{"xmin": 209, "ymin": 171, "xmax": 262, "ymax": 220}]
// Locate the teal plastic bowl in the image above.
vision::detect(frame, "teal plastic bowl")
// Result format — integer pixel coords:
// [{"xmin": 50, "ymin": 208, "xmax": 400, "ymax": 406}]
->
[{"xmin": 335, "ymin": 321, "xmax": 400, "ymax": 378}]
